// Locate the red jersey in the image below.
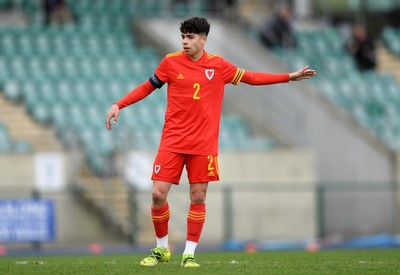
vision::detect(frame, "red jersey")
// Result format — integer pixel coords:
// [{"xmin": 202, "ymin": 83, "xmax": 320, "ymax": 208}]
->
[{"xmin": 154, "ymin": 50, "xmax": 244, "ymax": 155}]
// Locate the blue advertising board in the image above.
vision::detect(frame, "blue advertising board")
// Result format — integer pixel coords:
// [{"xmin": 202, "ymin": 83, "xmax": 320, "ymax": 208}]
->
[{"xmin": 0, "ymin": 199, "xmax": 55, "ymax": 242}]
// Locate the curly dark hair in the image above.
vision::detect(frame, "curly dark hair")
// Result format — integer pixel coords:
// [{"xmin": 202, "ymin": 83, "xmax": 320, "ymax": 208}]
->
[{"xmin": 180, "ymin": 17, "xmax": 210, "ymax": 36}]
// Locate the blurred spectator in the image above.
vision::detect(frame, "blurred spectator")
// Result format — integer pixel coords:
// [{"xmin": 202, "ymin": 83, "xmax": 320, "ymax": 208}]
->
[
  {"xmin": 260, "ymin": 3, "xmax": 296, "ymax": 48},
  {"xmin": 42, "ymin": 0, "xmax": 74, "ymax": 25},
  {"xmin": 346, "ymin": 25, "xmax": 376, "ymax": 71},
  {"xmin": 206, "ymin": 0, "xmax": 236, "ymax": 17},
  {"xmin": 224, "ymin": 0, "xmax": 236, "ymax": 20}
]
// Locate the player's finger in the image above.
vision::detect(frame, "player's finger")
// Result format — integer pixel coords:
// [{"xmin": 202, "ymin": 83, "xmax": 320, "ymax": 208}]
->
[
  {"xmin": 305, "ymin": 69, "xmax": 316, "ymax": 76},
  {"xmin": 300, "ymin": 65, "xmax": 309, "ymax": 74},
  {"xmin": 297, "ymin": 65, "xmax": 309, "ymax": 79},
  {"xmin": 113, "ymin": 111, "xmax": 119, "ymax": 124},
  {"xmin": 105, "ymin": 114, "xmax": 113, "ymax": 130}
]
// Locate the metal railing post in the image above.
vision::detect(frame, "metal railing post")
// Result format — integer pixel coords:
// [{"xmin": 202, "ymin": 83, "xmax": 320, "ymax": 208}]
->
[
  {"xmin": 316, "ymin": 184, "xmax": 325, "ymax": 239},
  {"xmin": 223, "ymin": 186, "xmax": 233, "ymax": 242}
]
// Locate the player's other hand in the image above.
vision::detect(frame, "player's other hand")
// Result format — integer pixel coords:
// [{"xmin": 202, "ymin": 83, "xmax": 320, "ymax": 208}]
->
[
  {"xmin": 289, "ymin": 65, "xmax": 316, "ymax": 81},
  {"xmin": 105, "ymin": 104, "xmax": 120, "ymax": 131}
]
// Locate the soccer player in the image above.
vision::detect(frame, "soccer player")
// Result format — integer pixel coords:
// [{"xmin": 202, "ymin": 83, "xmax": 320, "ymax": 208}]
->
[{"xmin": 105, "ymin": 17, "xmax": 316, "ymax": 268}]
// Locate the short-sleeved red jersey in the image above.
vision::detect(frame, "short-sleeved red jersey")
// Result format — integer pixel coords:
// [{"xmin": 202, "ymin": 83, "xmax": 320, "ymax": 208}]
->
[{"xmin": 154, "ymin": 50, "xmax": 244, "ymax": 155}]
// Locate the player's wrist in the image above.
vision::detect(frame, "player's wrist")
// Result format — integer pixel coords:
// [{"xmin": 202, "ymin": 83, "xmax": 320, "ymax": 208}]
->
[{"xmin": 113, "ymin": 103, "xmax": 122, "ymax": 110}]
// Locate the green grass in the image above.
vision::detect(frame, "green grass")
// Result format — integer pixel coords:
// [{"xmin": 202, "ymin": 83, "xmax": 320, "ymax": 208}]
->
[{"xmin": 0, "ymin": 249, "xmax": 399, "ymax": 274}]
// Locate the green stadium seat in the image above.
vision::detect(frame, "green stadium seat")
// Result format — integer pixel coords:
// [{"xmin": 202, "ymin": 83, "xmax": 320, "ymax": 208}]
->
[
  {"xmin": 3, "ymin": 80, "xmax": 21, "ymax": 101},
  {"xmin": 382, "ymin": 27, "xmax": 400, "ymax": 55},
  {"xmin": 172, "ymin": 3, "xmax": 189, "ymax": 18},
  {"xmin": 0, "ymin": 129, "xmax": 12, "ymax": 153},
  {"xmin": 51, "ymin": 105, "xmax": 69, "ymax": 134},
  {"xmin": 0, "ymin": 0, "xmax": 13, "ymax": 8},
  {"xmin": 32, "ymin": 102, "xmax": 50, "ymax": 124},
  {"xmin": 12, "ymin": 140, "xmax": 32, "ymax": 153},
  {"xmin": 252, "ymin": 137, "xmax": 274, "ymax": 150},
  {"xmin": 84, "ymin": 146, "xmax": 109, "ymax": 176}
]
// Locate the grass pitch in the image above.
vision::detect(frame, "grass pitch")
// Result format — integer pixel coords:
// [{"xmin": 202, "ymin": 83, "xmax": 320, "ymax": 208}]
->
[{"xmin": 0, "ymin": 249, "xmax": 399, "ymax": 274}]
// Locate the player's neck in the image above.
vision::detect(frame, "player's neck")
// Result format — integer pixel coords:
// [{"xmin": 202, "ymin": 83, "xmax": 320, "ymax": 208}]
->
[{"xmin": 187, "ymin": 50, "xmax": 205, "ymax": 62}]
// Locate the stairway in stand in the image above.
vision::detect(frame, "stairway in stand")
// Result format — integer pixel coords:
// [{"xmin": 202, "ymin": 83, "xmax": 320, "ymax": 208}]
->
[
  {"xmin": 377, "ymin": 44, "xmax": 400, "ymax": 84},
  {"xmin": 0, "ymin": 92, "xmax": 62, "ymax": 152},
  {"xmin": 77, "ymin": 168, "xmax": 133, "ymax": 238},
  {"xmin": 77, "ymin": 168, "xmax": 165, "ymax": 244},
  {"xmin": 237, "ymin": 0, "xmax": 273, "ymax": 27}
]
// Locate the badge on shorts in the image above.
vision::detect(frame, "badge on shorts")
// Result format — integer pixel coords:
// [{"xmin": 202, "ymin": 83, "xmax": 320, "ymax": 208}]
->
[
  {"xmin": 154, "ymin": 165, "xmax": 161, "ymax": 174},
  {"xmin": 205, "ymin": 69, "xmax": 214, "ymax": 80}
]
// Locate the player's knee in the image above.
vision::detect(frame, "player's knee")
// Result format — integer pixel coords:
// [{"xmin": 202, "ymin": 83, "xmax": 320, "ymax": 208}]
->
[
  {"xmin": 152, "ymin": 189, "xmax": 167, "ymax": 205},
  {"xmin": 190, "ymin": 190, "xmax": 206, "ymax": 204}
]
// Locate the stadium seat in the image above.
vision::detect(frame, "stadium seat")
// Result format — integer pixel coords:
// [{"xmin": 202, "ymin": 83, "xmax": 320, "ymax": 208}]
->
[
  {"xmin": 0, "ymin": 136, "xmax": 12, "ymax": 153},
  {"xmin": 0, "ymin": 122, "xmax": 31, "ymax": 154},
  {"xmin": 382, "ymin": 26, "xmax": 400, "ymax": 55},
  {"xmin": 3, "ymin": 80, "xmax": 21, "ymax": 101},
  {"xmin": 12, "ymin": 140, "xmax": 32, "ymax": 153},
  {"xmin": 32, "ymin": 102, "xmax": 50, "ymax": 124}
]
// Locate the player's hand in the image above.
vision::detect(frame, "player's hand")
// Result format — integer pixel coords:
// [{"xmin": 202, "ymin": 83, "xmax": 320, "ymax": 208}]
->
[
  {"xmin": 289, "ymin": 65, "xmax": 316, "ymax": 81},
  {"xmin": 105, "ymin": 104, "xmax": 120, "ymax": 131}
]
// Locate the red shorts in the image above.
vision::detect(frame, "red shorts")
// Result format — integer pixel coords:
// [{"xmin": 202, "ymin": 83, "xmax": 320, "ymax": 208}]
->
[{"xmin": 151, "ymin": 151, "xmax": 220, "ymax": 184}]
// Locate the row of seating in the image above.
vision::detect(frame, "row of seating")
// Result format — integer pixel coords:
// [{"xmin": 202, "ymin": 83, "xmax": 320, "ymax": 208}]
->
[
  {"xmin": 66, "ymin": 0, "xmax": 208, "ymax": 17},
  {"xmin": 0, "ymin": 0, "xmax": 208, "ymax": 19},
  {"xmin": 0, "ymin": 32, "xmax": 135, "ymax": 56},
  {"xmin": 0, "ymin": 55, "xmax": 155, "ymax": 85}
]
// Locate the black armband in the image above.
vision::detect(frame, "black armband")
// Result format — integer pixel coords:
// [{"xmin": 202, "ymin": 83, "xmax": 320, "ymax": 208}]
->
[{"xmin": 149, "ymin": 73, "xmax": 165, "ymax": 89}]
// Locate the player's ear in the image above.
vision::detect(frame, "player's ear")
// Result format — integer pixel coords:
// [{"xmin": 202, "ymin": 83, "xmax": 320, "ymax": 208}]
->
[{"xmin": 201, "ymin": 35, "xmax": 207, "ymax": 45}]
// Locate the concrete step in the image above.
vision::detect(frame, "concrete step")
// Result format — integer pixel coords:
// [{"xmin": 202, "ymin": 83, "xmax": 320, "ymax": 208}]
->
[
  {"xmin": 78, "ymin": 173, "xmax": 132, "ymax": 237},
  {"xmin": 377, "ymin": 45, "xmax": 400, "ymax": 84},
  {"xmin": 237, "ymin": 0, "xmax": 273, "ymax": 27},
  {"xmin": 0, "ymin": 92, "xmax": 62, "ymax": 151}
]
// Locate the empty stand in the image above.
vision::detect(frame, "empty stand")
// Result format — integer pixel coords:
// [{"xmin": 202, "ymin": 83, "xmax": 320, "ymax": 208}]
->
[{"xmin": 274, "ymin": 27, "xmax": 400, "ymax": 150}]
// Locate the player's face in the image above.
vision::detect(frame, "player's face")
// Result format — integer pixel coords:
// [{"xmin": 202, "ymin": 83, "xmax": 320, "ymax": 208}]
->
[{"xmin": 181, "ymin": 32, "xmax": 207, "ymax": 60}]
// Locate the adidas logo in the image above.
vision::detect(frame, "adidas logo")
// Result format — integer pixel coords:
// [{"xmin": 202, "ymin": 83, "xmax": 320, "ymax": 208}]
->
[
  {"xmin": 207, "ymin": 171, "xmax": 215, "ymax": 177},
  {"xmin": 177, "ymin": 73, "xmax": 184, "ymax": 79}
]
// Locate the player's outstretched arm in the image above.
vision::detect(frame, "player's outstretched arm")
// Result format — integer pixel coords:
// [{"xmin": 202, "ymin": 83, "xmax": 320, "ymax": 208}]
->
[
  {"xmin": 289, "ymin": 65, "xmax": 316, "ymax": 81},
  {"xmin": 105, "ymin": 104, "xmax": 120, "ymax": 131},
  {"xmin": 105, "ymin": 80, "xmax": 157, "ymax": 131},
  {"xmin": 240, "ymin": 65, "xmax": 316, "ymax": 85}
]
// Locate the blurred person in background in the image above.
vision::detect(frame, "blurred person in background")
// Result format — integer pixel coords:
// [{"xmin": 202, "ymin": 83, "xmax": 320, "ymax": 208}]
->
[
  {"xmin": 106, "ymin": 17, "xmax": 315, "ymax": 268},
  {"xmin": 206, "ymin": 0, "xmax": 236, "ymax": 17},
  {"xmin": 346, "ymin": 24, "xmax": 376, "ymax": 71},
  {"xmin": 260, "ymin": 3, "xmax": 296, "ymax": 48},
  {"xmin": 42, "ymin": 0, "xmax": 74, "ymax": 25}
]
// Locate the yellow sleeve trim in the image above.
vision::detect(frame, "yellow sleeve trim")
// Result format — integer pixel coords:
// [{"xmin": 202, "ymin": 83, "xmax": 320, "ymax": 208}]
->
[
  {"xmin": 167, "ymin": 51, "xmax": 183, "ymax": 58},
  {"xmin": 207, "ymin": 53, "xmax": 222, "ymax": 59}
]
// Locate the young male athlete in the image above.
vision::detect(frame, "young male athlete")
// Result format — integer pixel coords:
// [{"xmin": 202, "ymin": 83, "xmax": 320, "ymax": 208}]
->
[{"xmin": 105, "ymin": 17, "xmax": 316, "ymax": 268}]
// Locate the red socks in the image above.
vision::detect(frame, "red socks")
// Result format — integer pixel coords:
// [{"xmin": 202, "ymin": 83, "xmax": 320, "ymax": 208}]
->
[
  {"xmin": 187, "ymin": 204, "xmax": 206, "ymax": 243},
  {"xmin": 152, "ymin": 202, "xmax": 206, "ymax": 243},
  {"xmin": 151, "ymin": 202, "xmax": 170, "ymax": 238}
]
